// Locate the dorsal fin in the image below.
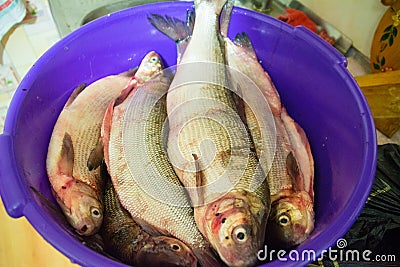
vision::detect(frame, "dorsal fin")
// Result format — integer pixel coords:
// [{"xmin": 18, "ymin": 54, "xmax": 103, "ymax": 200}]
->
[
  {"xmin": 65, "ymin": 83, "xmax": 86, "ymax": 108},
  {"xmin": 60, "ymin": 133, "xmax": 74, "ymax": 176}
]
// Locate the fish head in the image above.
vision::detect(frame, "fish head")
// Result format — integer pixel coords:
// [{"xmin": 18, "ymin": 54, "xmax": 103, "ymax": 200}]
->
[
  {"xmin": 267, "ymin": 191, "xmax": 314, "ymax": 248},
  {"xmin": 56, "ymin": 180, "xmax": 103, "ymax": 236},
  {"xmin": 204, "ymin": 195, "xmax": 266, "ymax": 266},
  {"xmin": 136, "ymin": 236, "xmax": 197, "ymax": 267},
  {"xmin": 134, "ymin": 51, "xmax": 164, "ymax": 84}
]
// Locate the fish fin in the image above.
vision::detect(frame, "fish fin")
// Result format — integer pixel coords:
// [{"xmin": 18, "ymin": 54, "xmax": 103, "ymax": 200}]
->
[
  {"xmin": 100, "ymin": 162, "xmax": 111, "ymax": 186},
  {"xmin": 193, "ymin": 154, "xmax": 205, "ymax": 206},
  {"xmin": 192, "ymin": 247, "xmax": 224, "ymax": 267},
  {"xmin": 147, "ymin": 14, "xmax": 191, "ymax": 43},
  {"xmin": 101, "ymin": 101, "xmax": 114, "ymax": 168},
  {"xmin": 186, "ymin": 8, "xmax": 195, "ymax": 34},
  {"xmin": 286, "ymin": 151, "xmax": 303, "ymax": 191},
  {"xmin": 119, "ymin": 66, "xmax": 139, "ymax": 78},
  {"xmin": 232, "ymin": 84, "xmax": 247, "ymax": 126},
  {"xmin": 233, "ymin": 32, "xmax": 258, "ymax": 60},
  {"xmin": 113, "ymin": 67, "xmax": 139, "ymax": 107},
  {"xmin": 220, "ymin": 0, "xmax": 234, "ymax": 37},
  {"xmin": 60, "ymin": 133, "xmax": 74, "ymax": 177},
  {"xmin": 65, "ymin": 83, "xmax": 86, "ymax": 108},
  {"xmin": 87, "ymin": 137, "xmax": 104, "ymax": 171},
  {"xmin": 114, "ymin": 81, "xmax": 136, "ymax": 107},
  {"xmin": 30, "ymin": 186, "xmax": 61, "ymax": 214},
  {"xmin": 292, "ymin": 119, "xmax": 314, "ymax": 195}
]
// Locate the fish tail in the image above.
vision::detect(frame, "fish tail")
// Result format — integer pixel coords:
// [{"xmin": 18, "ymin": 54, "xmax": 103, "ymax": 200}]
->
[
  {"xmin": 233, "ymin": 32, "xmax": 257, "ymax": 59},
  {"xmin": 147, "ymin": 14, "xmax": 192, "ymax": 43},
  {"xmin": 220, "ymin": 0, "xmax": 234, "ymax": 37},
  {"xmin": 192, "ymin": 246, "xmax": 225, "ymax": 267},
  {"xmin": 187, "ymin": 9, "xmax": 195, "ymax": 33}
]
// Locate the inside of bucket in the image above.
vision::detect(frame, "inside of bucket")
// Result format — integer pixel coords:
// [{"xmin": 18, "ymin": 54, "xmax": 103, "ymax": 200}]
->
[{"xmin": 8, "ymin": 3, "xmax": 373, "ymax": 266}]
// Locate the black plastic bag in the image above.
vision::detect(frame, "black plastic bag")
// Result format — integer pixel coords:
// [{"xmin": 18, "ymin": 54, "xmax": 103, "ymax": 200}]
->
[{"xmin": 309, "ymin": 144, "xmax": 400, "ymax": 266}]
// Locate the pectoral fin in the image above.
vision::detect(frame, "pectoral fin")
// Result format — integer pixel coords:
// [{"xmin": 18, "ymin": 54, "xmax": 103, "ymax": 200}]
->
[
  {"xmin": 87, "ymin": 137, "xmax": 104, "ymax": 171},
  {"xmin": 114, "ymin": 79, "xmax": 137, "ymax": 107},
  {"xmin": 232, "ymin": 84, "xmax": 247, "ymax": 126},
  {"xmin": 60, "ymin": 133, "xmax": 74, "ymax": 176},
  {"xmin": 286, "ymin": 151, "xmax": 303, "ymax": 191},
  {"xmin": 193, "ymin": 154, "xmax": 205, "ymax": 207}
]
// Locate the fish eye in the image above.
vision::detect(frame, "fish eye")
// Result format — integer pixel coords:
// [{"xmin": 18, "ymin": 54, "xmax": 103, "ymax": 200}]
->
[
  {"xmin": 170, "ymin": 244, "xmax": 181, "ymax": 251},
  {"xmin": 150, "ymin": 56, "xmax": 159, "ymax": 63},
  {"xmin": 90, "ymin": 207, "xmax": 101, "ymax": 218},
  {"xmin": 278, "ymin": 215, "xmax": 290, "ymax": 226},
  {"xmin": 232, "ymin": 225, "xmax": 250, "ymax": 243}
]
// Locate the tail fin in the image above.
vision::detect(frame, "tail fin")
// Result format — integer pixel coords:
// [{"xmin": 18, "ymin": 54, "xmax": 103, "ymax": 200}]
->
[
  {"xmin": 233, "ymin": 32, "xmax": 258, "ymax": 60},
  {"xmin": 148, "ymin": 13, "xmax": 193, "ymax": 62},
  {"xmin": 186, "ymin": 9, "xmax": 195, "ymax": 34},
  {"xmin": 220, "ymin": 0, "xmax": 234, "ymax": 37},
  {"xmin": 148, "ymin": 14, "xmax": 191, "ymax": 43},
  {"xmin": 192, "ymin": 246, "xmax": 226, "ymax": 267}
]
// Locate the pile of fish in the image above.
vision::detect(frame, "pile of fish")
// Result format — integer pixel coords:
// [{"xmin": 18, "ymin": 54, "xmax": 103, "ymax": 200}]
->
[{"xmin": 46, "ymin": 0, "xmax": 315, "ymax": 266}]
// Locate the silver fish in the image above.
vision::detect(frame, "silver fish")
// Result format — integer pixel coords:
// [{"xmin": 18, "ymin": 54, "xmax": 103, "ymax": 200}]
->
[
  {"xmin": 101, "ymin": 164, "xmax": 198, "ymax": 267},
  {"xmin": 102, "ymin": 51, "xmax": 223, "ymax": 267},
  {"xmin": 220, "ymin": 4, "xmax": 315, "ymax": 247},
  {"xmin": 46, "ymin": 68, "xmax": 136, "ymax": 236},
  {"xmin": 156, "ymin": 1, "xmax": 270, "ymax": 266}
]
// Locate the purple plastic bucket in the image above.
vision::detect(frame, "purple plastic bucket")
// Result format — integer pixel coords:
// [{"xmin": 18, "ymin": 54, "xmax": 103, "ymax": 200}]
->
[{"xmin": 0, "ymin": 2, "xmax": 376, "ymax": 266}]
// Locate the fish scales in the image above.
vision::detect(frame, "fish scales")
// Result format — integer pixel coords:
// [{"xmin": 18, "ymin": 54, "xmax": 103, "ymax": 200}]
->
[
  {"xmin": 222, "ymin": 31, "xmax": 296, "ymax": 197},
  {"xmin": 51, "ymin": 75, "xmax": 133, "ymax": 187},
  {"xmin": 110, "ymin": 76, "xmax": 204, "ymax": 245},
  {"xmin": 105, "ymin": 53, "xmax": 223, "ymax": 266},
  {"xmin": 265, "ymin": 122, "xmax": 293, "ymax": 197},
  {"xmin": 47, "ymin": 71, "xmax": 135, "ymax": 236},
  {"xmin": 153, "ymin": 1, "xmax": 271, "ymax": 266},
  {"xmin": 102, "ymin": 176, "xmax": 146, "ymax": 262},
  {"xmin": 166, "ymin": 0, "xmax": 264, "ymax": 205},
  {"xmin": 101, "ymin": 172, "xmax": 198, "ymax": 267},
  {"xmin": 222, "ymin": 27, "xmax": 314, "ymax": 247}
]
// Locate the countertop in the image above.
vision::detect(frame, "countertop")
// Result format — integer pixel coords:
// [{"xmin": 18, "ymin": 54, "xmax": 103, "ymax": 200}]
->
[
  {"xmin": 0, "ymin": 199, "xmax": 76, "ymax": 267},
  {"xmin": 0, "ymin": 1, "xmax": 399, "ymax": 267}
]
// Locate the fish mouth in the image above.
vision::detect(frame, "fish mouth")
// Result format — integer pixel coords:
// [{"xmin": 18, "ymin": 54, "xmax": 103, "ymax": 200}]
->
[
  {"xmin": 56, "ymin": 201, "xmax": 100, "ymax": 236},
  {"xmin": 210, "ymin": 209, "xmax": 261, "ymax": 266},
  {"xmin": 266, "ymin": 192, "xmax": 314, "ymax": 248},
  {"xmin": 74, "ymin": 218, "xmax": 100, "ymax": 236}
]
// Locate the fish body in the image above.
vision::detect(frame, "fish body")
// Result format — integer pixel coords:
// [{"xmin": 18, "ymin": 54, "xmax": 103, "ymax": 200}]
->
[
  {"xmin": 154, "ymin": 1, "xmax": 270, "ymax": 266},
  {"xmin": 101, "ymin": 165, "xmax": 197, "ymax": 267},
  {"xmin": 102, "ymin": 51, "xmax": 223, "ymax": 267},
  {"xmin": 46, "ymin": 68, "xmax": 136, "ymax": 235},
  {"xmin": 222, "ymin": 21, "xmax": 315, "ymax": 247}
]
